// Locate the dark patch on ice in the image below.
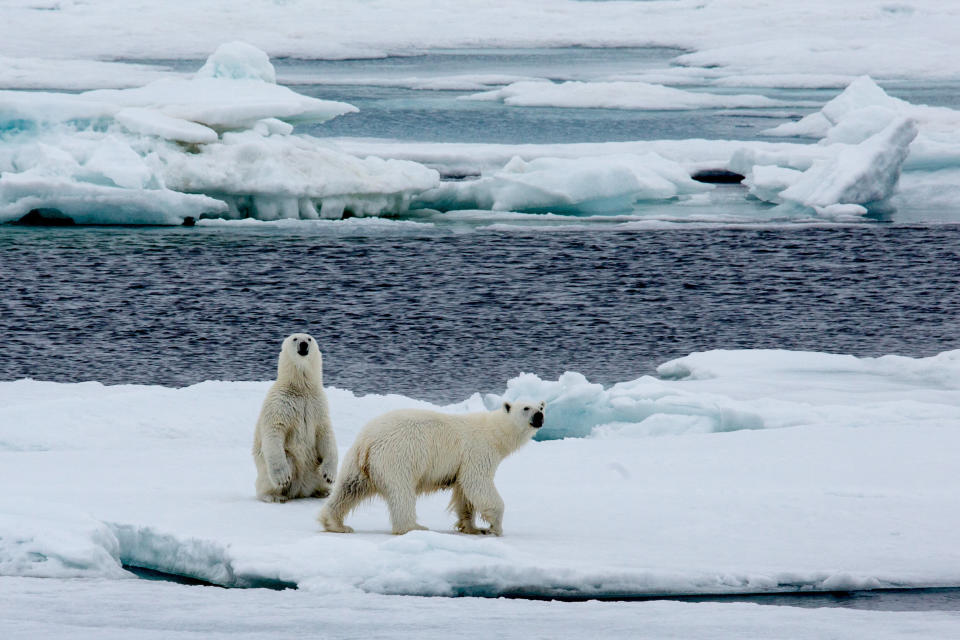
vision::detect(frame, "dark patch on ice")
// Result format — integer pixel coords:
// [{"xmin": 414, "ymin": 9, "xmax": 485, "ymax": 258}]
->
[
  {"xmin": 124, "ymin": 564, "xmax": 297, "ymax": 590},
  {"xmin": 691, "ymin": 169, "xmax": 745, "ymax": 184}
]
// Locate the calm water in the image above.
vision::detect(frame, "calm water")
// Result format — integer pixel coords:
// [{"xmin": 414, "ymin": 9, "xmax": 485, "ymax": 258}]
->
[{"xmin": 3, "ymin": 224, "xmax": 959, "ymax": 403}]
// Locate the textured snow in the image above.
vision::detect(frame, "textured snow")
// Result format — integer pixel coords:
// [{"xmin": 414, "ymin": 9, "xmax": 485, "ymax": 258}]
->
[
  {"xmin": 1, "ymin": 349, "xmax": 959, "ymax": 598},
  {"xmin": 465, "ymin": 80, "xmax": 785, "ymax": 110}
]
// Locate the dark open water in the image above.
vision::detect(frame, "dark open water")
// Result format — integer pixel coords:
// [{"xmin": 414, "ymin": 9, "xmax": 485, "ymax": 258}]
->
[{"xmin": 3, "ymin": 224, "xmax": 959, "ymax": 403}]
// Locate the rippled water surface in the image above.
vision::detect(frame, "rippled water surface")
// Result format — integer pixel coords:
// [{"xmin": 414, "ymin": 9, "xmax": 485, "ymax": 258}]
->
[{"xmin": 3, "ymin": 224, "xmax": 959, "ymax": 403}]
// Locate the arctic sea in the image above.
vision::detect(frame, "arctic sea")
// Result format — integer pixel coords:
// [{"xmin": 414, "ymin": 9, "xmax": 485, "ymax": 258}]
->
[
  {"xmin": 3, "ymin": 222, "xmax": 960, "ymax": 402},
  {"xmin": 5, "ymin": 47, "xmax": 960, "ymax": 628}
]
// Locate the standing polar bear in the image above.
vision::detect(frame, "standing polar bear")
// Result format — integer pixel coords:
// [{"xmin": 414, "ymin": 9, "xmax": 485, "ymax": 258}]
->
[
  {"xmin": 253, "ymin": 333, "xmax": 338, "ymax": 502},
  {"xmin": 318, "ymin": 401, "xmax": 545, "ymax": 536}
]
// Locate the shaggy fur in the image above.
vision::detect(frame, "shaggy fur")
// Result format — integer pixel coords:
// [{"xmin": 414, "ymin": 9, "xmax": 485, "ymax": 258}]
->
[
  {"xmin": 253, "ymin": 333, "xmax": 338, "ymax": 502},
  {"xmin": 318, "ymin": 401, "xmax": 544, "ymax": 535}
]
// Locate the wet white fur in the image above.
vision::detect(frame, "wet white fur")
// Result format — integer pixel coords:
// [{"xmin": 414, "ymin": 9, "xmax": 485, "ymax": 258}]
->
[
  {"xmin": 253, "ymin": 333, "xmax": 338, "ymax": 502},
  {"xmin": 318, "ymin": 401, "xmax": 544, "ymax": 535}
]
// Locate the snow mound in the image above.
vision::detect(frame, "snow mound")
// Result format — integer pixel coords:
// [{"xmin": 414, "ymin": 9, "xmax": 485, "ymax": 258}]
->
[
  {"xmin": 465, "ymin": 80, "xmax": 785, "ymax": 110},
  {"xmin": 0, "ymin": 43, "xmax": 438, "ymax": 225},
  {"xmin": 416, "ymin": 154, "xmax": 710, "ymax": 215}
]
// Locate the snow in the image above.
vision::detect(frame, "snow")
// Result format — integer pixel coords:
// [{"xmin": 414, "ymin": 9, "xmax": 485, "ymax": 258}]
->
[
  {"xmin": 0, "ymin": 44, "xmax": 438, "ymax": 225},
  {"xmin": 466, "ymin": 80, "xmax": 787, "ymax": 110},
  {"xmin": 2, "ymin": 348, "xmax": 960, "ymax": 600}
]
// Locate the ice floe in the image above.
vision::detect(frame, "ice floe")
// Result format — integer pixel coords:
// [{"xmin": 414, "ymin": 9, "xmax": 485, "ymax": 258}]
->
[
  {"xmin": 2, "ymin": 349, "xmax": 960, "ymax": 597},
  {"xmin": 415, "ymin": 154, "xmax": 711, "ymax": 215},
  {"xmin": 0, "ymin": 42, "xmax": 438, "ymax": 225}
]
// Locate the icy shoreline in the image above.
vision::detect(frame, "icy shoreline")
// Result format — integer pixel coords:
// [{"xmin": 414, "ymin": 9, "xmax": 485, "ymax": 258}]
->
[{"xmin": 2, "ymin": 348, "xmax": 959, "ymax": 598}]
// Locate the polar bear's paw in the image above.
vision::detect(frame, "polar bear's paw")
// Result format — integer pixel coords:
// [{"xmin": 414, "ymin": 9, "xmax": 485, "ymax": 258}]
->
[
  {"xmin": 455, "ymin": 521, "xmax": 483, "ymax": 535},
  {"xmin": 268, "ymin": 460, "xmax": 293, "ymax": 489},
  {"xmin": 258, "ymin": 492, "xmax": 290, "ymax": 503},
  {"xmin": 319, "ymin": 513, "xmax": 354, "ymax": 533},
  {"xmin": 311, "ymin": 486, "xmax": 331, "ymax": 498}
]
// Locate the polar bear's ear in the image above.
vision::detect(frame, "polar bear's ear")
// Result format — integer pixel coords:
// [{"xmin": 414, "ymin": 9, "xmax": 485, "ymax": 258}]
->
[{"xmin": 502, "ymin": 402, "xmax": 511, "ymax": 413}]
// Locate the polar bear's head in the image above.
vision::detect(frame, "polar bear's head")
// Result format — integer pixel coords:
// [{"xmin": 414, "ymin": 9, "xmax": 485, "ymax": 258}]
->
[
  {"xmin": 277, "ymin": 332, "xmax": 323, "ymax": 382},
  {"xmin": 502, "ymin": 400, "xmax": 546, "ymax": 430}
]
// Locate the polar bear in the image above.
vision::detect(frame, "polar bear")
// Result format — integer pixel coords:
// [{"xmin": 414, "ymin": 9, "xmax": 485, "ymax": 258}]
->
[
  {"xmin": 318, "ymin": 401, "xmax": 545, "ymax": 536},
  {"xmin": 253, "ymin": 333, "xmax": 338, "ymax": 502}
]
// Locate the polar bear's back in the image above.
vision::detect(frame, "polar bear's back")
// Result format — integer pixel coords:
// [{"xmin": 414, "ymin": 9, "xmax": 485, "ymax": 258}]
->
[{"xmin": 353, "ymin": 409, "xmax": 481, "ymax": 486}]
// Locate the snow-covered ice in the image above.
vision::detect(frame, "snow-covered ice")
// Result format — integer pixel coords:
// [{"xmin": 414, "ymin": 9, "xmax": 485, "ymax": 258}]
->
[
  {"xmin": 416, "ymin": 154, "xmax": 711, "ymax": 215},
  {"xmin": 0, "ymin": 43, "xmax": 438, "ymax": 225},
  {"xmin": 2, "ymin": 349, "xmax": 959, "ymax": 599}
]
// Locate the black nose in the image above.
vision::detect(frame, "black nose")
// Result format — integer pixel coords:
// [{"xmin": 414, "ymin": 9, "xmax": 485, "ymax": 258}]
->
[
  {"xmin": 297, "ymin": 341, "xmax": 309, "ymax": 356},
  {"xmin": 531, "ymin": 411, "xmax": 544, "ymax": 428}
]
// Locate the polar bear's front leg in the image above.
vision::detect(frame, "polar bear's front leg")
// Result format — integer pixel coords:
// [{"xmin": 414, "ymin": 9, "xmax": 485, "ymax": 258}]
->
[
  {"xmin": 451, "ymin": 484, "xmax": 483, "ymax": 534},
  {"xmin": 262, "ymin": 426, "xmax": 293, "ymax": 491},
  {"xmin": 464, "ymin": 480, "xmax": 504, "ymax": 536},
  {"xmin": 314, "ymin": 419, "xmax": 339, "ymax": 495}
]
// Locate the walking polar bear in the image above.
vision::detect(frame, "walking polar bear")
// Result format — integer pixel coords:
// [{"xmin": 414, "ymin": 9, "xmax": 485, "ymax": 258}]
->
[
  {"xmin": 318, "ymin": 401, "xmax": 545, "ymax": 536},
  {"xmin": 253, "ymin": 333, "xmax": 338, "ymax": 502}
]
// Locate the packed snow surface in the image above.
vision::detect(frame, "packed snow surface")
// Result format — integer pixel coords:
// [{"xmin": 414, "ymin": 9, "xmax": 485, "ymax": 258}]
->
[{"xmin": 1, "ymin": 349, "xmax": 959, "ymax": 598}]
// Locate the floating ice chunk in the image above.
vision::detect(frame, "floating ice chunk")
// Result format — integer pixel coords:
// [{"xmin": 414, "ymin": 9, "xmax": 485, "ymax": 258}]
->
[
  {"xmin": 160, "ymin": 131, "xmax": 439, "ymax": 220},
  {"xmin": 766, "ymin": 76, "xmax": 960, "ymax": 141},
  {"xmin": 742, "ymin": 165, "xmax": 804, "ymax": 204},
  {"xmin": 0, "ymin": 43, "xmax": 442, "ymax": 224},
  {"xmin": 778, "ymin": 116, "xmax": 917, "ymax": 209},
  {"xmin": 85, "ymin": 77, "xmax": 356, "ymax": 131},
  {"xmin": 0, "ymin": 171, "xmax": 226, "ymax": 224},
  {"xmin": 115, "ymin": 108, "xmax": 219, "ymax": 144},
  {"xmin": 417, "ymin": 153, "xmax": 709, "ymax": 215},
  {"xmin": 0, "ymin": 90, "xmax": 117, "ymax": 126},
  {"xmin": 195, "ymin": 41, "xmax": 277, "ymax": 84},
  {"xmin": 465, "ymin": 80, "xmax": 786, "ymax": 110}
]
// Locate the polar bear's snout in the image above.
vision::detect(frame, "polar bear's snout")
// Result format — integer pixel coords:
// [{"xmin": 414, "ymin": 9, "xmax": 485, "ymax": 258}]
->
[
  {"xmin": 531, "ymin": 410, "xmax": 544, "ymax": 429},
  {"xmin": 297, "ymin": 340, "xmax": 310, "ymax": 356}
]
